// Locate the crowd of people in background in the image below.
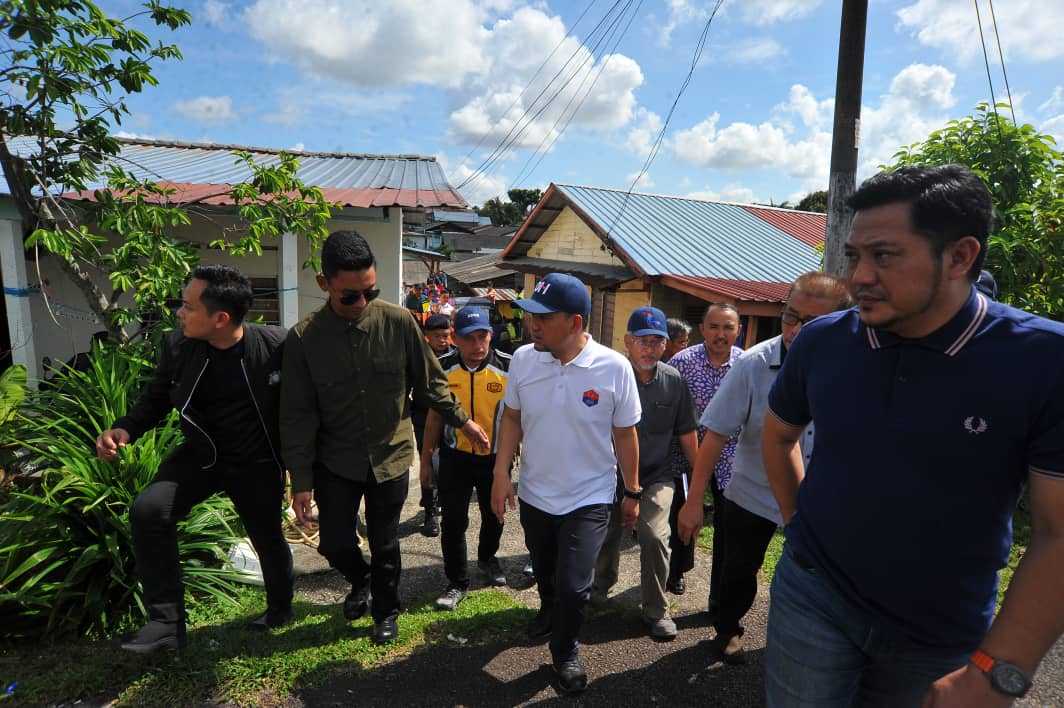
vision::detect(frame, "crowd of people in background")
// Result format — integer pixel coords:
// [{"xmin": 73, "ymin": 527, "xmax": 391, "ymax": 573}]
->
[{"xmin": 94, "ymin": 164, "xmax": 1064, "ymax": 706}]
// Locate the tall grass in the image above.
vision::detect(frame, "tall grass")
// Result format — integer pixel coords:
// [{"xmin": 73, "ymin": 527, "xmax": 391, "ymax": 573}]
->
[{"xmin": 0, "ymin": 344, "xmax": 244, "ymax": 639}]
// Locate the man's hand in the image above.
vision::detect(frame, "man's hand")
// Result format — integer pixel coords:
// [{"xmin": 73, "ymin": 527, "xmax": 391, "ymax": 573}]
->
[
  {"xmin": 291, "ymin": 491, "xmax": 315, "ymax": 527},
  {"xmin": 677, "ymin": 497, "xmax": 703, "ymax": 544},
  {"xmin": 419, "ymin": 457, "xmax": 434, "ymax": 488},
  {"xmin": 491, "ymin": 473, "xmax": 516, "ymax": 524},
  {"xmin": 461, "ymin": 419, "xmax": 490, "ymax": 454},
  {"xmin": 96, "ymin": 428, "xmax": 131, "ymax": 461},
  {"xmin": 922, "ymin": 664, "xmax": 1013, "ymax": 708},
  {"xmin": 620, "ymin": 497, "xmax": 639, "ymax": 530}
]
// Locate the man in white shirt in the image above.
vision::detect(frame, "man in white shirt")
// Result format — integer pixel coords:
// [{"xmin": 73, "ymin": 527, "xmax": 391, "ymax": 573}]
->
[{"xmin": 491, "ymin": 272, "xmax": 641, "ymax": 695}]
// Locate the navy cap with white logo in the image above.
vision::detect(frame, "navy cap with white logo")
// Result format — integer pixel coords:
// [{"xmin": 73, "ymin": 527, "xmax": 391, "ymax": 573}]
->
[
  {"xmin": 627, "ymin": 306, "xmax": 669, "ymax": 339},
  {"xmin": 453, "ymin": 307, "xmax": 492, "ymax": 336},
  {"xmin": 514, "ymin": 273, "xmax": 591, "ymax": 317}
]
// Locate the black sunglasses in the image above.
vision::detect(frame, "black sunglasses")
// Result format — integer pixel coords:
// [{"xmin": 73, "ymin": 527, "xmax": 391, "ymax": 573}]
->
[{"xmin": 339, "ymin": 288, "xmax": 380, "ymax": 306}]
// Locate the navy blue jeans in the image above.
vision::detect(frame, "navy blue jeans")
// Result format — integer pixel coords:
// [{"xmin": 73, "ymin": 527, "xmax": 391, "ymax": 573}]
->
[
  {"xmin": 765, "ymin": 545, "xmax": 970, "ymax": 708},
  {"xmin": 520, "ymin": 500, "xmax": 610, "ymax": 663}
]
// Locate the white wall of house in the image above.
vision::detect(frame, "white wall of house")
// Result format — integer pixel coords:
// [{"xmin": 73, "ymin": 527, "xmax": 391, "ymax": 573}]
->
[{"xmin": 0, "ymin": 202, "xmax": 405, "ymax": 382}]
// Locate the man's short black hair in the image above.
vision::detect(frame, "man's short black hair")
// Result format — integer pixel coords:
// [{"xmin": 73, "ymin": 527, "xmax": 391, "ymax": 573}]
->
[
  {"xmin": 191, "ymin": 264, "xmax": 253, "ymax": 324},
  {"xmin": 321, "ymin": 230, "xmax": 376, "ymax": 279},
  {"xmin": 847, "ymin": 164, "xmax": 994, "ymax": 279}
]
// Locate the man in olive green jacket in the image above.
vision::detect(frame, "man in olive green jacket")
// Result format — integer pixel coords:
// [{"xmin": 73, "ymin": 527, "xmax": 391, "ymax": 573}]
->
[{"xmin": 282, "ymin": 230, "xmax": 488, "ymax": 644}]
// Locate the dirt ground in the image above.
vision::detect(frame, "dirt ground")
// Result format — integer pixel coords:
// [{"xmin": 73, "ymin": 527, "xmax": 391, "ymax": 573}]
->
[{"xmin": 283, "ymin": 474, "xmax": 1064, "ymax": 707}]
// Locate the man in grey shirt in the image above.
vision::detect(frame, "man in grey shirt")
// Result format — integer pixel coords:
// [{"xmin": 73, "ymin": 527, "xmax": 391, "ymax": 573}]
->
[
  {"xmin": 595, "ymin": 306, "xmax": 698, "ymax": 640},
  {"xmin": 677, "ymin": 272, "xmax": 853, "ymax": 663}
]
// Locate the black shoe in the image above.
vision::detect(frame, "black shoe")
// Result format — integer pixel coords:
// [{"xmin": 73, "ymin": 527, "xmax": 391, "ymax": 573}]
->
[
  {"xmin": 478, "ymin": 557, "xmax": 507, "ymax": 587},
  {"xmin": 553, "ymin": 658, "xmax": 588, "ymax": 694},
  {"xmin": 526, "ymin": 611, "xmax": 552, "ymax": 641},
  {"xmin": 116, "ymin": 621, "xmax": 185, "ymax": 654},
  {"xmin": 666, "ymin": 574, "xmax": 686, "ymax": 595},
  {"xmin": 343, "ymin": 584, "xmax": 370, "ymax": 621},
  {"xmin": 707, "ymin": 598, "xmax": 720, "ymax": 624},
  {"xmin": 372, "ymin": 616, "xmax": 399, "ymax": 644},
  {"xmin": 248, "ymin": 606, "xmax": 293, "ymax": 631},
  {"xmin": 421, "ymin": 510, "xmax": 440, "ymax": 538}
]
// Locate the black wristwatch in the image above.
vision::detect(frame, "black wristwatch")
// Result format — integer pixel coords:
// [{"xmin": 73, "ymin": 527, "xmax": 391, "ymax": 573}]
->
[
  {"xmin": 622, "ymin": 487, "xmax": 643, "ymax": 500},
  {"xmin": 970, "ymin": 649, "xmax": 1032, "ymax": 697}
]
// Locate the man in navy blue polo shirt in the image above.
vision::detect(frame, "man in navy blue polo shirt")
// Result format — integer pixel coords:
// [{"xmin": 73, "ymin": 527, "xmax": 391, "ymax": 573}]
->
[{"xmin": 762, "ymin": 164, "xmax": 1064, "ymax": 707}]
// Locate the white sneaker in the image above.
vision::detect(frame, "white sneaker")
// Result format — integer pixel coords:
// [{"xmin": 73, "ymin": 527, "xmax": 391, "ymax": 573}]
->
[{"xmin": 435, "ymin": 584, "xmax": 467, "ymax": 611}]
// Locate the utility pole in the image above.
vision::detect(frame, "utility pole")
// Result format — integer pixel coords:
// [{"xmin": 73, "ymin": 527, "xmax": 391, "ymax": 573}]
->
[{"xmin": 823, "ymin": 0, "xmax": 868, "ymax": 276}]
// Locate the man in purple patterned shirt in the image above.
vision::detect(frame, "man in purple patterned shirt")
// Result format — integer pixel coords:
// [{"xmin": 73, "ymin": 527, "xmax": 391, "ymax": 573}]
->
[{"xmin": 665, "ymin": 302, "xmax": 742, "ymax": 616}]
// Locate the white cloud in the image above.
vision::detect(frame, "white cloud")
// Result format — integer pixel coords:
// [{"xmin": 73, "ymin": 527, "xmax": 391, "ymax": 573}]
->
[
  {"xmin": 659, "ymin": 0, "xmax": 710, "ymax": 47},
  {"xmin": 726, "ymin": 37, "xmax": 786, "ymax": 64},
  {"xmin": 625, "ymin": 171, "xmax": 654, "ymax": 190},
  {"xmin": 1039, "ymin": 86, "xmax": 1064, "ymax": 115},
  {"xmin": 114, "ymin": 130, "xmax": 157, "ymax": 140},
  {"xmin": 737, "ymin": 0, "xmax": 822, "ymax": 27},
  {"xmin": 1043, "ymin": 115, "xmax": 1064, "ymax": 145},
  {"xmin": 625, "ymin": 108, "xmax": 664, "ymax": 158},
  {"xmin": 897, "ymin": 0, "xmax": 1064, "ymax": 62},
  {"xmin": 289, "ymin": 142, "xmax": 305, "ymax": 152},
  {"xmin": 672, "ymin": 63, "xmax": 959, "ymax": 190},
  {"xmin": 172, "ymin": 95, "xmax": 238, "ymax": 125},
  {"xmin": 447, "ymin": 162, "xmax": 510, "ymax": 206},
  {"xmin": 202, "ymin": 0, "xmax": 232, "ymax": 27},
  {"xmin": 244, "ymin": 0, "xmax": 488, "ymax": 87},
  {"xmin": 263, "ymin": 86, "xmax": 411, "ymax": 127},
  {"xmin": 445, "ymin": 7, "xmax": 644, "ymax": 148},
  {"xmin": 685, "ymin": 185, "xmax": 759, "ymax": 204}
]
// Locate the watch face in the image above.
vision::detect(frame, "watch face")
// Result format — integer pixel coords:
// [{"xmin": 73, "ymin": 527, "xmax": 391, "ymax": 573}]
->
[{"xmin": 990, "ymin": 662, "xmax": 1030, "ymax": 696}]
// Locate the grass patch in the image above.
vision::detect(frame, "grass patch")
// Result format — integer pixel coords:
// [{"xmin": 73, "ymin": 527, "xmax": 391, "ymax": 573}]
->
[{"xmin": 0, "ymin": 586, "xmax": 527, "ymax": 706}]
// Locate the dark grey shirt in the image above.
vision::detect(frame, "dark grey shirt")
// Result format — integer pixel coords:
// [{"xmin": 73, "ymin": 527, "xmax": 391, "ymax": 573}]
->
[{"xmin": 634, "ymin": 361, "xmax": 698, "ymax": 488}]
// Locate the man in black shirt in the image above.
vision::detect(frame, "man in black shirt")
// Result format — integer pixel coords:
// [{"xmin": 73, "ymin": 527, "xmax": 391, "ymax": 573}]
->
[{"xmin": 96, "ymin": 265, "xmax": 292, "ymax": 654}]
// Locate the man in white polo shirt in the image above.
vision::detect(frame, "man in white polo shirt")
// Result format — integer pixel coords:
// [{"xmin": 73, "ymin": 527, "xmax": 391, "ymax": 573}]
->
[{"xmin": 491, "ymin": 272, "xmax": 641, "ymax": 696}]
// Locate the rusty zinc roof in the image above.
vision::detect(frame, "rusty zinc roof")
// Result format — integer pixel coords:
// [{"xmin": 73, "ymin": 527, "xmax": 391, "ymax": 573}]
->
[{"xmin": 1, "ymin": 136, "xmax": 467, "ymax": 209}]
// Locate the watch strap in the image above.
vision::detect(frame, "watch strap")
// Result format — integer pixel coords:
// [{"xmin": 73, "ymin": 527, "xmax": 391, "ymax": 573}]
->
[
  {"xmin": 623, "ymin": 487, "xmax": 643, "ymax": 500},
  {"xmin": 970, "ymin": 649, "xmax": 995, "ymax": 673}
]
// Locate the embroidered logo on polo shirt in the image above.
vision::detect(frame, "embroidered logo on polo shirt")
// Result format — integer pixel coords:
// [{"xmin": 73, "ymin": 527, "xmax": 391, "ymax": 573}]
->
[
  {"xmin": 964, "ymin": 416, "xmax": 988, "ymax": 434},
  {"xmin": 487, "ymin": 382, "xmax": 503, "ymax": 393},
  {"xmin": 582, "ymin": 389, "xmax": 600, "ymax": 407}
]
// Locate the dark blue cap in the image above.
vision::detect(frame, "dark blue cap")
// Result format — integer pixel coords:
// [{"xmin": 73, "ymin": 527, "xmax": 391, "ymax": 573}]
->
[
  {"xmin": 627, "ymin": 306, "xmax": 669, "ymax": 338},
  {"xmin": 514, "ymin": 273, "xmax": 591, "ymax": 316},
  {"xmin": 453, "ymin": 307, "xmax": 492, "ymax": 336}
]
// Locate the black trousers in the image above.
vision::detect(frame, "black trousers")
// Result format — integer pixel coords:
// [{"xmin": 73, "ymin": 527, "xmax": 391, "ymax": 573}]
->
[
  {"xmin": 314, "ymin": 465, "xmax": 409, "ymax": 622},
  {"xmin": 667, "ymin": 473, "xmax": 695, "ymax": 579},
  {"xmin": 412, "ymin": 410, "xmax": 438, "ymax": 512},
  {"xmin": 520, "ymin": 500, "xmax": 610, "ymax": 663},
  {"xmin": 709, "ymin": 483, "xmax": 725, "ymax": 610},
  {"xmin": 438, "ymin": 447, "xmax": 503, "ymax": 588},
  {"xmin": 714, "ymin": 496, "xmax": 778, "ymax": 638},
  {"xmin": 129, "ymin": 452, "xmax": 293, "ymax": 626}
]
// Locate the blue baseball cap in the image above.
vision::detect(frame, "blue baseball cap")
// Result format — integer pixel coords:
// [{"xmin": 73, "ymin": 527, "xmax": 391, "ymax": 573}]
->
[
  {"xmin": 453, "ymin": 307, "xmax": 492, "ymax": 336},
  {"xmin": 627, "ymin": 306, "xmax": 669, "ymax": 339},
  {"xmin": 514, "ymin": 273, "xmax": 591, "ymax": 316}
]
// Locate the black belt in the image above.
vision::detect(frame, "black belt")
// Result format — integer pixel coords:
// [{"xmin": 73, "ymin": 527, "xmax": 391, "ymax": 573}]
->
[{"xmin": 790, "ymin": 547, "xmax": 816, "ymax": 570}]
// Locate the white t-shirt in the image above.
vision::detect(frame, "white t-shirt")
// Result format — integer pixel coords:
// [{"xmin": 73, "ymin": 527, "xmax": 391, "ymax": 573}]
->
[
  {"xmin": 504, "ymin": 335, "xmax": 641, "ymax": 515},
  {"xmin": 439, "ymin": 302, "xmax": 455, "ymax": 317}
]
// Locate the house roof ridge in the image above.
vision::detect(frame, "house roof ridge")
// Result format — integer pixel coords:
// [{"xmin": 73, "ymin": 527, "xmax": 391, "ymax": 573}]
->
[
  {"xmin": 113, "ymin": 136, "xmax": 438, "ymax": 162},
  {"xmin": 555, "ymin": 182, "xmax": 824, "ymax": 214}
]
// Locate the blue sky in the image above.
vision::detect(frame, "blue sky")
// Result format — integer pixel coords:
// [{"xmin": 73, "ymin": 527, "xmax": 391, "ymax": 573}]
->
[{"xmin": 105, "ymin": 0, "xmax": 1064, "ymax": 208}]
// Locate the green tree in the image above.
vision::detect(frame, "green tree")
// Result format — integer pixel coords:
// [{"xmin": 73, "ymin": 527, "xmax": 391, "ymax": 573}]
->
[
  {"xmin": 889, "ymin": 103, "xmax": 1064, "ymax": 319},
  {"xmin": 0, "ymin": 0, "xmax": 333, "ymax": 340},
  {"xmin": 796, "ymin": 189, "xmax": 828, "ymax": 213},
  {"xmin": 475, "ymin": 188, "xmax": 542, "ymax": 226}
]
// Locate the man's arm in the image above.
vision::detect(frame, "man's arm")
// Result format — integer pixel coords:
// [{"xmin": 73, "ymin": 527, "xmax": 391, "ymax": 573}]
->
[
  {"xmin": 279, "ymin": 329, "xmax": 321, "ymax": 525},
  {"xmin": 924, "ymin": 473, "xmax": 1064, "ymax": 707},
  {"xmin": 677, "ymin": 429, "xmax": 728, "ymax": 543},
  {"xmin": 420, "ymin": 409, "xmax": 443, "ymax": 488},
  {"xmin": 761, "ymin": 410, "xmax": 806, "ymax": 525},
  {"xmin": 490, "ymin": 405, "xmax": 523, "ymax": 523},
  {"xmin": 613, "ymin": 424, "xmax": 640, "ymax": 530},
  {"xmin": 109, "ymin": 335, "xmax": 177, "ymax": 443},
  {"xmin": 678, "ymin": 430, "xmax": 698, "ymax": 471}
]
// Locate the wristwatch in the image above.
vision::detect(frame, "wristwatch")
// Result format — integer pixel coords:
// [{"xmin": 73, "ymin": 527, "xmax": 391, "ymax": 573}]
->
[
  {"xmin": 970, "ymin": 649, "xmax": 1032, "ymax": 697},
  {"xmin": 622, "ymin": 487, "xmax": 643, "ymax": 500}
]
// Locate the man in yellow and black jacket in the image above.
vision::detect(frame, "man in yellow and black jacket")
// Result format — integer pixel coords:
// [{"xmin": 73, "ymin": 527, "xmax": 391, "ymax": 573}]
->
[{"xmin": 421, "ymin": 306, "xmax": 511, "ymax": 611}]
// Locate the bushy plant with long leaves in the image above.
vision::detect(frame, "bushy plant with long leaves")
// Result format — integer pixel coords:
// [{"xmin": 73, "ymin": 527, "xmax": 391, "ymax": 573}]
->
[{"xmin": 0, "ymin": 344, "xmax": 245, "ymax": 639}]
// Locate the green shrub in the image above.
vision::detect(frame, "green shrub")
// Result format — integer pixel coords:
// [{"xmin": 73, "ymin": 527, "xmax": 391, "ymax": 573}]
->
[{"xmin": 0, "ymin": 345, "xmax": 244, "ymax": 639}]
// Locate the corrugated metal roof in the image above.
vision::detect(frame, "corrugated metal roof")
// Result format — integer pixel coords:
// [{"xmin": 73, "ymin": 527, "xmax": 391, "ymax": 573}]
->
[
  {"xmin": 550, "ymin": 184, "xmax": 818, "ymax": 281},
  {"xmin": 441, "ymin": 252, "xmax": 518, "ymax": 284},
  {"xmin": 741, "ymin": 205, "xmax": 826, "ymax": 248},
  {"xmin": 470, "ymin": 287, "xmax": 520, "ymax": 301},
  {"xmin": 661, "ymin": 274, "xmax": 792, "ymax": 303},
  {"xmin": 1, "ymin": 136, "xmax": 467, "ymax": 208}
]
